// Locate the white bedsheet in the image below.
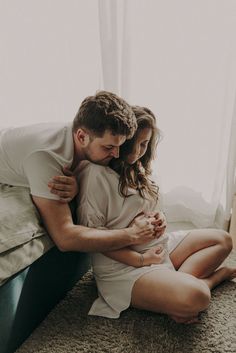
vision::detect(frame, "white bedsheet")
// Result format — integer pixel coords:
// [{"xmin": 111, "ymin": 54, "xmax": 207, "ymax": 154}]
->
[
  {"xmin": 0, "ymin": 184, "xmax": 54, "ymax": 285},
  {"xmin": 0, "ymin": 235, "xmax": 54, "ymax": 285}
]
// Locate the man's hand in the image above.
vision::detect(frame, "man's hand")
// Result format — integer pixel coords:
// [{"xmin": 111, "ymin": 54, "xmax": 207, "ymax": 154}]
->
[
  {"xmin": 142, "ymin": 244, "xmax": 166, "ymax": 266},
  {"xmin": 146, "ymin": 211, "xmax": 167, "ymax": 239},
  {"xmin": 128, "ymin": 214, "xmax": 155, "ymax": 245},
  {"xmin": 48, "ymin": 166, "xmax": 78, "ymax": 203}
]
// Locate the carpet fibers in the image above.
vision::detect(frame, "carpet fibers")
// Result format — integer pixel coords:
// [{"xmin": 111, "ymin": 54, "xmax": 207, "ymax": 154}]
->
[{"xmin": 16, "ymin": 251, "xmax": 236, "ymax": 353}]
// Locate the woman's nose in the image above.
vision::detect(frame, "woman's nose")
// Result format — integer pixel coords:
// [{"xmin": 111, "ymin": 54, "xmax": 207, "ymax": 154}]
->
[{"xmin": 134, "ymin": 146, "xmax": 140, "ymax": 156}]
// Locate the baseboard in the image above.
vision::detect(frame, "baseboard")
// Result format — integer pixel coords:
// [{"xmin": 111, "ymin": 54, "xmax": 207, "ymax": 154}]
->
[{"xmin": 229, "ymin": 194, "xmax": 236, "ymax": 249}]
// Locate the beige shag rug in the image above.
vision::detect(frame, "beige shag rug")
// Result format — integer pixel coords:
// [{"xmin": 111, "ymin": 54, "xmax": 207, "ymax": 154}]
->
[{"xmin": 16, "ymin": 251, "xmax": 236, "ymax": 353}]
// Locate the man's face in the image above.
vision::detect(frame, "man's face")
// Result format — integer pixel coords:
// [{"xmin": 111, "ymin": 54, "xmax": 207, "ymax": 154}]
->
[{"xmin": 84, "ymin": 130, "xmax": 127, "ymax": 166}]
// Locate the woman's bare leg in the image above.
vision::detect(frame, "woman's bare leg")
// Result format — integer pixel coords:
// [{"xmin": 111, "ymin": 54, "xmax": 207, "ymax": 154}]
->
[
  {"xmin": 131, "ymin": 269, "xmax": 211, "ymax": 322},
  {"xmin": 170, "ymin": 265, "xmax": 236, "ymax": 324},
  {"xmin": 169, "ymin": 266, "xmax": 236, "ymax": 323},
  {"xmin": 131, "ymin": 231, "xmax": 234, "ymax": 324},
  {"xmin": 167, "ymin": 229, "xmax": 234, "ymax": 323},
  {"xmin": 170, "ymin": 229, "xmax": 233, "ymax": 278},
  {"xmin": 200, "ymin": 266, "xmax": 236, "ymax": 290}
]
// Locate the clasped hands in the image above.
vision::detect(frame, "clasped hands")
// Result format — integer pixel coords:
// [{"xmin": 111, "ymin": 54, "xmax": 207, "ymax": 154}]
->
[
  {"xmin": 128, "ymin": 211, "xmax": 167, "ymax": 265},
  {"xmin": 129, "ymin": 211, "xmax": 167, "ymax": 239}
]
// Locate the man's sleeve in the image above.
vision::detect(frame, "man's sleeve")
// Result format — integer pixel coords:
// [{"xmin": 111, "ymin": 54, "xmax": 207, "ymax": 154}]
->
[{"xmin": 23, "ymin": 151, "xmax": 64, "ymax": 200}]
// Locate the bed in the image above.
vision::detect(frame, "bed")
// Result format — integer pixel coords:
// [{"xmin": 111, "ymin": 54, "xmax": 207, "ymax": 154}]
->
[{"xmin": 0, "ymin": 185, "xmax": 90, "ymax": 353}]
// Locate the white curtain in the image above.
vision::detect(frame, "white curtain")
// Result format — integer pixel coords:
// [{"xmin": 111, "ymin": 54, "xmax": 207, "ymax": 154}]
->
[
  {"xmin": 99, "ymin": 0, "xmax": 236, "ymax": 229},
  {"xmin": 1, "ymin": 1, "xmax": 235, "ymax": 230}
]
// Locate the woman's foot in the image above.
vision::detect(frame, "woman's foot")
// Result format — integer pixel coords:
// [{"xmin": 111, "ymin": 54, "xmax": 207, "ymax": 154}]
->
[
  {"xmin": 218, "ymin": 266, "xmax": 236, "ymax": 280},
  {"xmin": 170, "ymin": 314, "xmax": 200, "ymax": 324},
  {"xmin": 201, "ymin": 266, "xmax": 236, "ymax": 290}
]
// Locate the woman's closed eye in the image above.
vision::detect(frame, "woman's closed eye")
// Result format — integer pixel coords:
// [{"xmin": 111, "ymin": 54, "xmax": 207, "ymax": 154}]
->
[{"xmin": 140, "ymin": 142, "xmax": 148, "ymax": 150}]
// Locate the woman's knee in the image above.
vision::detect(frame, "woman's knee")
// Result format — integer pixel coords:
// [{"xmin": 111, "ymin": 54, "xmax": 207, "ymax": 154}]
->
[
  {"xmin": 181, "ymin": 280, "xmax": 211, "ymax": 313},
  {"xmin": 216, "ymin": 230, "xmax": 232, "ymax": 253}
]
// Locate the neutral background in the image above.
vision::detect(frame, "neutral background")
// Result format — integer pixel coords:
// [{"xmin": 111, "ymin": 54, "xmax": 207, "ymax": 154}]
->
[{"xmin": 0, "ymin": 0, "xmax": 235, "ymax": 230}]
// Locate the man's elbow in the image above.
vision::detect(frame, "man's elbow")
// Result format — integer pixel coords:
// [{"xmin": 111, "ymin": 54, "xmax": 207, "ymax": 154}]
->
[
  {"xmin": 51, "ymin": 225, "xmax": 87, "ymax": 253},
  {"xmin": 54, "ymin": 236, "xmax": 77, "ymax": 253},
  {"xmin": 54, "ymin": 238, "xmax": 80, "ymax": 253},
  {"xmin": 56, "ymin": 240, "xmax": 71, "ymax": 253}
]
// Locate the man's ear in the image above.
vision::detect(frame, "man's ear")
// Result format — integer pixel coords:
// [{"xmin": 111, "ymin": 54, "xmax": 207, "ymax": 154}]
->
[{"xmin": 75, "ymin": 128, "xmax": 90, "ymax": 146}]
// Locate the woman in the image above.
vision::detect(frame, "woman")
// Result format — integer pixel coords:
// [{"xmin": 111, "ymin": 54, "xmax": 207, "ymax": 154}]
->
[{"xmin": 49, "ymin": 106, "xmax": 235, "ymax": 323}]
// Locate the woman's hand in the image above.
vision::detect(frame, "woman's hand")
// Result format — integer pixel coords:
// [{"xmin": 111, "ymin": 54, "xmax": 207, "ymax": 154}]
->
[
  {"xmin": 142, "ymin": 244, "xmax": 166, "ymax": 266},
  {"xmin": 48, "ymin": 166, "xmax": 78, "ymax": 203},
  {"xmin": 146, "ymin": 211, "xmax": 167, "ymax": 239}
]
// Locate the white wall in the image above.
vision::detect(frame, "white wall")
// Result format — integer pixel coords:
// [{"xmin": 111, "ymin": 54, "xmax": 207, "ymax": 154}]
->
[{"xmin": 0, "ymin": 0, "xmax": 101, "ymax": 127}]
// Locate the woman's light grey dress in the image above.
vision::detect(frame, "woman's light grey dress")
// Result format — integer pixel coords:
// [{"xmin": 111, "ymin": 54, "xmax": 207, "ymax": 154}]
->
[{"xmin": 77, "ymin": 162, "xmax": 190, "ymax": 318}]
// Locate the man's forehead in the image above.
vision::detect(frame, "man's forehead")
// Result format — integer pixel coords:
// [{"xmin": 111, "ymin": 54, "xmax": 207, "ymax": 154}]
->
[{"xmin": 98, "ymin": 131, "xmax": 126, "ymax": 146}]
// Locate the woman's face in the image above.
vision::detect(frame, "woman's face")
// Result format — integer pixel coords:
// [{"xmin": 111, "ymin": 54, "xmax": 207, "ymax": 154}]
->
[{"xmin": 126, "ymin": 127, "xmax": 152, "ymax": 164}]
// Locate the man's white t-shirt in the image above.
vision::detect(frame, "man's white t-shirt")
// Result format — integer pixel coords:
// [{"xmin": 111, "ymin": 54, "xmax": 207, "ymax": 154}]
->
[{"xmin": 0, "ymin": 122, "xmax": 74, "ymax": 200}]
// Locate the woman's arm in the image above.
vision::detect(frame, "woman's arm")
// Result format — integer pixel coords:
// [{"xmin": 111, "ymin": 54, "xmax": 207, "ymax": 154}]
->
[{"xmin": 103, "ymin": 244, "xmax": 166, "ymax": 267}]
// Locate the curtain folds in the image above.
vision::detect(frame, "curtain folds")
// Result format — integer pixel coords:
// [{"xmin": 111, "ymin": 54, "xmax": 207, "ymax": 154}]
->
[
  {"xmin": 98, "ymin": 0, "xmax": 236, "ymax": 229},
  {"xmin": 1, "ymin": 1, "xmax": 235, "ymax": 230},
  {"xmin": 225, "ymin": 95, "xmax": 236, "ymax": 219},
  {"xmin": 98, "ymin": 0, "xmax": 119, "ymax": 94}
]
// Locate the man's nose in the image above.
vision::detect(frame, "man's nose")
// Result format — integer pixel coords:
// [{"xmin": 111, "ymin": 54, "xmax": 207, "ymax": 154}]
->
[{"xmin": 110, "ymin": 147, "xmax": 119, "ymax": 158}]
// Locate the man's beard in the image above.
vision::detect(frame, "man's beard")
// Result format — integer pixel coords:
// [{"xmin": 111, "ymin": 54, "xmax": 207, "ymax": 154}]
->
[
  {"xmin": 84, "ymin": 150, "xmax": 113, "ymax": 166},
  {"xmin": 92, "ymin": 157, "xmax": 113, "ymax": 166}
]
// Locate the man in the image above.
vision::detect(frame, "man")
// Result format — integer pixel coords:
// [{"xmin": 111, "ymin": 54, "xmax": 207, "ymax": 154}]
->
[{"xmin": 0, "ymin": 91, "xmax": 155, "ymax": 252}]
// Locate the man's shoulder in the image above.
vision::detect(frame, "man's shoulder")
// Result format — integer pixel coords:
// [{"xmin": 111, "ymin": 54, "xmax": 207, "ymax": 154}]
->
[
  {"xmin": 1, "ymin": 121, "xmax": 70, "ymax": 131},
  {"xmin": 1, "ymin": 121, "xmax": 72, "ymax": 145},
  {"xmin": 27, "ymin": 121, "xmax": 72, "ymax": 137}
]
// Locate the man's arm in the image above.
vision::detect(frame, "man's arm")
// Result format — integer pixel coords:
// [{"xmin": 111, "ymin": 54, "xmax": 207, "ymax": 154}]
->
[{"xmin": 32, "ymin": 196, "xmax": 155, "ymax": 253}]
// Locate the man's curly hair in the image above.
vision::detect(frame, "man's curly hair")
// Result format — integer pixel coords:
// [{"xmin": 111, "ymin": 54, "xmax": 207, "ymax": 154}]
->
[{"xmin": 73, "ymin": 91, "xmax": 137, "ymax": 138}]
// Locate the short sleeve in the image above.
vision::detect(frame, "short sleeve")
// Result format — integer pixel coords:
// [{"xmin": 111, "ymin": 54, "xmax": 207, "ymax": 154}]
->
[
  {"xmin": 76, "ymin": 163, "xmax": 108, "ymax": 228},
  {"xmin": 23, "ymin": 151, "xmax": 63, "ymax": 200},
  {"xmin": 77, "ymin": 201, "xmax": 107, "ymax": 228}
]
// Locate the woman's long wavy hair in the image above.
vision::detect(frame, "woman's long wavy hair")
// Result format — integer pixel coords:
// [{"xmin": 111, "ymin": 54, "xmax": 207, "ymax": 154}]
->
[{"xmin": 109, "ymin": 106, "xmax": 161, "ymax": 200}]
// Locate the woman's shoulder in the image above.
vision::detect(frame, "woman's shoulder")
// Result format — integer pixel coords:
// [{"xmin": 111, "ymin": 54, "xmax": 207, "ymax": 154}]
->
[
  {"xmin": 78, "ymin": 161, "xmax": 119, "ymax": 185},
  {"xmin": 77, "ymin": 161, "xmax": 119, "ymax": 202}
]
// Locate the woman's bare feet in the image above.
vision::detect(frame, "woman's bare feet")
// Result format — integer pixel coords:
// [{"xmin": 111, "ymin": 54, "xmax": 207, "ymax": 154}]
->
[
  {"xmin": 170, "ymin": 314, "xmax": 200, "ymax": 324},
  {"xmin": 201, "ymin": 266, "xmax": 236, "ymax": 290},
  {"xmin": 224, "ymin": 266, "xmax": 236, "ymax": 280}
]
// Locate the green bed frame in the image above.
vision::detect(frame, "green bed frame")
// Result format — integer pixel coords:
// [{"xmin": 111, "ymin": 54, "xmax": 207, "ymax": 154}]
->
[{"xmin": 0, "ymin": 247, "xmax": 90, "ymax": 353}]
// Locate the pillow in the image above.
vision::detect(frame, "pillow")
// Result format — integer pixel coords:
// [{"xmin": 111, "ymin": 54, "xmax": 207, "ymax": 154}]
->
[{"xmin": 0, "ymin": 184, "xmax": 47, "ymax": 254}]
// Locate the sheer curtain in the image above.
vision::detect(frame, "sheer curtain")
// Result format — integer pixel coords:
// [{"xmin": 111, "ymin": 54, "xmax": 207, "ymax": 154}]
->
[
  {"xmin": 1, "ymin": 1, "xmax": 235, "ymax": 230},
  {"xmin": 99, "ymin": 0, "xmax": 236, "ymax": 229},
  {"xmin": 0, "ymin": 0, "xmax": 102, "ymax": 128}
]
